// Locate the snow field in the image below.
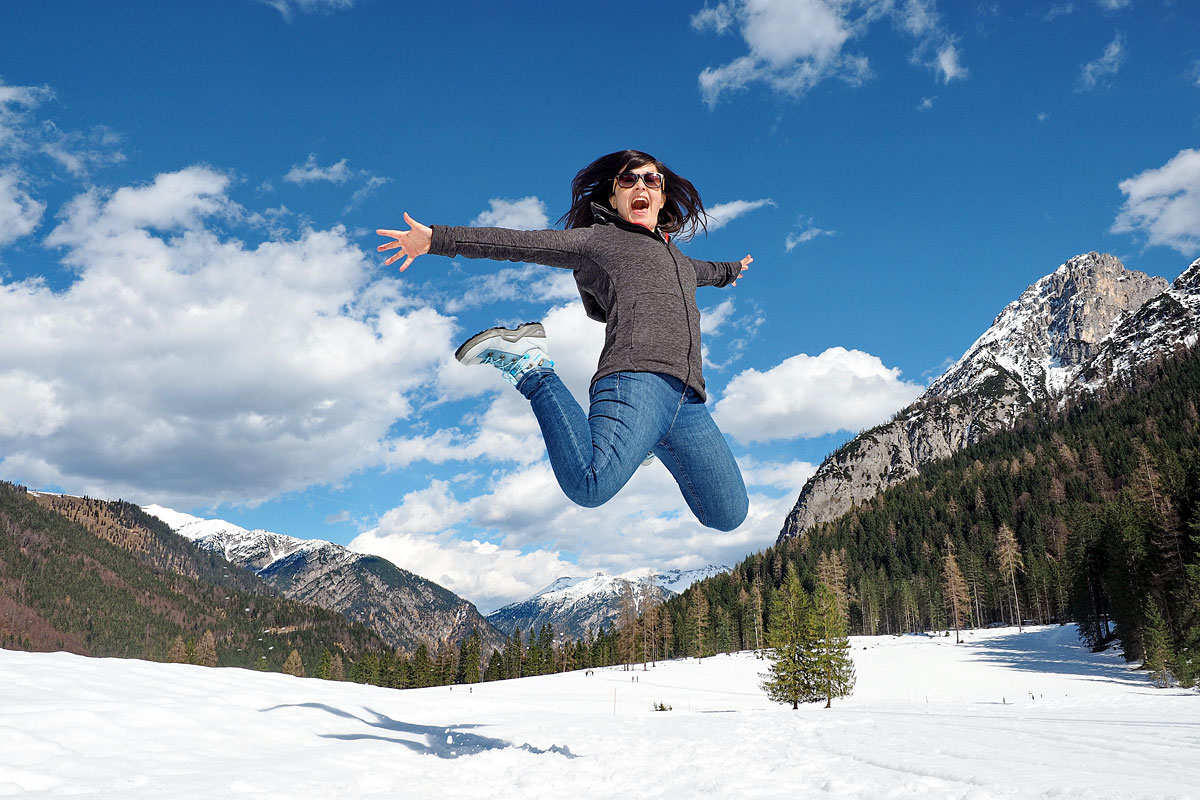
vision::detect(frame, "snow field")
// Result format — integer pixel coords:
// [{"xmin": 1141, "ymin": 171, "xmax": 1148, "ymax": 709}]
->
[{"xmin": 1, "ymin": 625, "xmax": 1197, "ymax": 799}]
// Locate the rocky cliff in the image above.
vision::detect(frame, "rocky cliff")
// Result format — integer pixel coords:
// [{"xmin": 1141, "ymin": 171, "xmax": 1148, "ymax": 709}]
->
[{"xmin": 779, "ymin": 252, "xmax": 1197, "ymax": 542}]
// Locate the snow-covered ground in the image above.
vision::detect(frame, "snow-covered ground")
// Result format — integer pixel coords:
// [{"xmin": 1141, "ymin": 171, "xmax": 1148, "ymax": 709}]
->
[{"xmin": 2, "ymin": 625, "xmax": 1197, "ymax": 799}]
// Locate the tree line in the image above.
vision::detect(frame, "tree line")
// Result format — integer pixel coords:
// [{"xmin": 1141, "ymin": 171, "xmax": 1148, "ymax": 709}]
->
[{"xmin": 620, "ymin": 345, "xmax": 1200, "ymax": 690}]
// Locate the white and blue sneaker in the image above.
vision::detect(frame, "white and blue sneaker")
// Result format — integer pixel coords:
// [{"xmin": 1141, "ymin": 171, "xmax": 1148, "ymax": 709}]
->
[{"xmin": 455, "ymin": 322, "xmax": 554, "ymax": 386}]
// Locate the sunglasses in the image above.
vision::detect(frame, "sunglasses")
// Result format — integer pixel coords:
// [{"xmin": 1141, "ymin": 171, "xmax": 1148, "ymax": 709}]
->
[{"xmin": 615, "ymin": 171, "xmax": 665, "ymax": 189}]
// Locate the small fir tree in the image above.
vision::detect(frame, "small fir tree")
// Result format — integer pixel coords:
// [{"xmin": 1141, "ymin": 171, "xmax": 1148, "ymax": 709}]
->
[
  {"xmin": 810, "ymin": 583, "xmax": 856, "ymax": 708},
  {"xmin": 761, "ymin": 566, "xmax": 815, "ymax": 709},
  {"xmin": 282, "ymin": 649, "xmax": 305, "ymax": 678},
  {"xmin": 195, "ymin": 630, "xmax": 218, "ymax": 668},
  {"xmin": 1141, "ymin": 597, "xmax": 1176, "ymax": 688},
  {"xmin": 167, "ymin": 635, "xmax": 189, "ymax": 664}
]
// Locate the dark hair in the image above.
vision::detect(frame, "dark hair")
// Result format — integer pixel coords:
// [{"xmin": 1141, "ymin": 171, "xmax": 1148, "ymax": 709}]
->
[{"xmin": 557, "ymin": 150, "xmax": 708, "ymax": 241}]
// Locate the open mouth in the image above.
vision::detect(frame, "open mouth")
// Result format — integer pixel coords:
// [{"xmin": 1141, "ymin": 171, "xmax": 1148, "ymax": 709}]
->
[{"xmin": 631, "ymin": 197, "xmax": 650, "ymax": 212}]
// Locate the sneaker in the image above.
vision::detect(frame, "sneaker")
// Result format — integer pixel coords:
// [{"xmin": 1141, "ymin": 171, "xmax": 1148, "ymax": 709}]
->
[{"xmin": 455, "ymin": 322, "xmax": 554, "ymax": 386}]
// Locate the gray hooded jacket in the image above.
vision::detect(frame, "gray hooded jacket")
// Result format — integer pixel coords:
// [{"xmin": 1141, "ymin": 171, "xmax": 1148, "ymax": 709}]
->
[{"xmin": 430, "ymin": 204, "xmax": 741, "ymax": 401}]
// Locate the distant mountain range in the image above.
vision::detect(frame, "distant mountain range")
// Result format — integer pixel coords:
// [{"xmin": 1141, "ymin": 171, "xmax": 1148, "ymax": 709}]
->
[
  {"xmin": 486, "ymin": 566, "xmax": 729, "ymax": 639},
  {"xmin": 143, "ymin": 506, "xmax": 505, "ymax": 654},
  {"xmin": 780, "ymin": 252, "xmax": 1200, "ymax": 543}
]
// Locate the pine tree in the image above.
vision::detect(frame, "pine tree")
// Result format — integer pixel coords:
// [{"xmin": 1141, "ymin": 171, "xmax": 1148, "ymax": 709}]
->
[
  {"xmin": 461, "ymin": 629, "xmax": 482, "ymax": 684},
  {"xmin": 810, "ymin": 583, "xmax": 856, "ymax": 708},
  {"xmin": 942, "ymin": 538, "xmax": 971, "ymax": 644},
  {"xmin": 1142, "ymin": 597, "xmax": 1175, "ymax": 688},
  {"xmin": 166, "ymin": 635, "xmax": 189, "ymax": 664},
  {"xmin": 316, "ymin": 649, "xmax": 334, "ymax": 680},
  {"xmin": 195, "ymin": 630, "xmax": 218, "ymax": 667},
  {"xmin": 761, "ymin": 566, "xmax": 815, "ymax": 709},
  {"xmin": 996, "ymin": 523, "xmax": 1025, "ymax": 631},
  {"xmin": 282, "ymin": 649, "xmax": 305, "ymax": 678},
  {"xmin": 618, "ymin": 580, "xmax": 639, "ymax": 669},
  {"xmin": 691, "ymin": 589, "xmax": 710, "ymax": 660}
]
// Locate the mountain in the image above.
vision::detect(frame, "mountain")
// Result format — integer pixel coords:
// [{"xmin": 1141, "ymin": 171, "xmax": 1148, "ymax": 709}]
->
[
  {"xmin": 143, "ymin": 506, "xmax": 505, "ymax": 654},
  {"xmin": 486, "ymin": 566, "xmax": 728, "ymax": 639},
  {"xmin": 1, "ymin": 485, "xmax": 388, "ymax": 669},
  {"xmin": 779, "ymin": 251, "xmax": 1200, "ymax": 542}
]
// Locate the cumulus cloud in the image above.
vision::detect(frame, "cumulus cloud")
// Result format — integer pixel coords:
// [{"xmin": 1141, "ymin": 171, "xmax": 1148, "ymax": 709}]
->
[
  {"xmin": 712, "ymin": 346, "xmax": 924, "ymax": 443},
  {"xmin": 1078, "ymin": 34, "xmax": 1125, "ymax": 91},
  {"xmin": 705, "ymin": 198, "xmax": 775, "ymax": 231},
  {"xmin": 471, "ymin": 196, "xmax": 550, "ymax": 230},
  {"xmin": 352, "ymin": 455, "xmax": 796, "ymax": 611},
  {"xmin": 0, "ymin": 169, "xmax": 44, "ymax": 246},
  {"xmin": 1111, "ymin": 148, "xmax": 1200, "ymax": 256},
  {"xmin": 0, "ymin": 166, "xmax": 460, "ymax": 508},
  {"xmin": 692, "ymin": 0, "xmax": 965, "ymax": 107}
]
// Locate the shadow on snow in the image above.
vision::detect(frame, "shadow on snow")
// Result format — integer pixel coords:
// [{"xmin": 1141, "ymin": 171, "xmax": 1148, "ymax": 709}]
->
[
  {"xmin": 260, "ymin": 702, "xmax": 577, "ymax": 759},
  {"xmin": 960, "ymin": 625, "xmax": 1147, "ymax": 687}
]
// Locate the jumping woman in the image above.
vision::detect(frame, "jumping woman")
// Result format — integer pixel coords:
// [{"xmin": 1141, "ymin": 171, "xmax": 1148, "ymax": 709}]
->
[{"xmin": 377, "ymin": 149, "xmax": 752, "ymax": 531}]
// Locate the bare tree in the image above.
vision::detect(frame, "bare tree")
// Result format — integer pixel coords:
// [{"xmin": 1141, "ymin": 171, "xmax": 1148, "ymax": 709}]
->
[
  {"xmin": 942, "ymin": 537, "xmax": 971, "ymax": 643},
  {"xmin": 995, "ymin": 523, "xmax": 1025, "ymax": 632}
]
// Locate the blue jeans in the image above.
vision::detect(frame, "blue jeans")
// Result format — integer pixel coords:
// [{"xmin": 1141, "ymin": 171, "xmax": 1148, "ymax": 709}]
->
[{"xmin": 516, "ymin": 369, "xmax": 748, "ymax": 531}]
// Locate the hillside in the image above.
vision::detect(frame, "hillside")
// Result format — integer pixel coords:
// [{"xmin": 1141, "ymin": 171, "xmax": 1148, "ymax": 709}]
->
[
  {"xmin": 143, "ymin": 506, "xmax": 505, "ymax": 654},
  {"xmin": 0, "ymin": 484, "xmax": 388, "ymax": 672}
]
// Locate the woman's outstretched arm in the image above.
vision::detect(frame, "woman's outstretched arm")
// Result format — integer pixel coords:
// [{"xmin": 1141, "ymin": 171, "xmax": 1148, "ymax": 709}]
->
[{"xmin": 376, "ymin": 213, "xmax": 432, "ymax": 271}]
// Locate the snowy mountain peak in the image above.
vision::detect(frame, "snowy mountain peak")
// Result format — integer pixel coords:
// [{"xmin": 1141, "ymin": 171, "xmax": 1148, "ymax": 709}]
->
[
  {"xmin": 488, "ymin": 566, "xmax": 730, "ymax": 638},
  {"xmin": 928, "ymin": 252, "xmax": 1168, "ymax": 403},
  {"xmin": 1175, "ymin": 257, "xmax": 1200, "ymax": 292},
  {"xmin": 142, "ymin": 505, "xmax": 502, "ymax": 652},
  {"xmin": 781, "ymin": 251, "xmax": 1197, "ymax": 542}
]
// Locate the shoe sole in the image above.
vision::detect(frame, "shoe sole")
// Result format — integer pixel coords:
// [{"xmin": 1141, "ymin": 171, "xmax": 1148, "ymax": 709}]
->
[{"xmin": 454, "ymin": 322, "xmax": 546, "ymax": 363}]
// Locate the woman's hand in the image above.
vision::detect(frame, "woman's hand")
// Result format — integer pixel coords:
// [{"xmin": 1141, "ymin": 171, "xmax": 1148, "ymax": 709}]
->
[
  {"xmin": 733, "ymin": 254, "xmax": 752, "ymax": 286},
  {"xmin": 376, "ymin": 213, "xmax": 432, "ymax": 271}
]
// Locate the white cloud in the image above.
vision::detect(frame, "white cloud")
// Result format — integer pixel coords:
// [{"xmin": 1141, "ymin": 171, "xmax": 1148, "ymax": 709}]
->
[
  {"xmin": 785, "ymin": 216, "xmax": 834, "ymax": 250},
  {"xmin": 352, "ymin": 455, "xmax": 795, "ymax": 612},
  {"xmin": 693, "ymin": 0, "xmax": 965, "ymax": 107},
  {"xmin": 1, "ymin": 78, "xmax": 122, "ymax": 178},
  {"xmin": 738, "ymin": 456, "xmax": 818, "ymax": 491},
  {"xmin": 712, "ymin": 346, "xmax": 924, "ymax": 443},
  {"xmin": 0, "ymin": 169, "xmax": 44, "ymax": 246},
  {"xmin": 0, "ymin": 166, "xmax": 460, "ymax": 508},
  {"xmin": 1095, "ymin": 0, "xmax": 1130, "ymax": 9},
  {"xmin": 1078, "ymin": 34, "xmax": 1125, "ymax": 91},
  {"xmin": 258, "ymin": 0, "xmax": 354, "ymax": 22},
  {"xmin": 284, "ymin": 154, "xmax": 351, "ymax": 185},
  {"xmin": 471, "ymin": 197, "xmax": 550, "ymax": 230},
  {"xmin": 705, "ymin": 198, "xmax": 775, "ymax": 231},
  {"xmin": 1111, "ymin": 148, "xmax": 1200, "ymax": 256},
  {"xmin": 936, "ymin": 42, "xmax": 968, "ymax": 83}
]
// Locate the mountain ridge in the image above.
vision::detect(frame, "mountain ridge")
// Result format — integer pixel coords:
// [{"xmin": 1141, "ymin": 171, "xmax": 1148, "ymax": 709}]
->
[
  {"xmin": 779, "ymin": 251, "xmax": 1200, "ymax": 543},
  {"xmin": 486, "ymin": 566, "xmax": 729, "ymax": 639},
  {"xmin": 142, "ymin": 505, "xmax": 505, "ymax": 654}
]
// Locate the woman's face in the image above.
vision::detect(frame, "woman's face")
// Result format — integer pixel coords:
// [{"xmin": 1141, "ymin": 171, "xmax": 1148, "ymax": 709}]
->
[{"xmin": 609, "ymin": 163, "xmax": 666, "ymax": 231}]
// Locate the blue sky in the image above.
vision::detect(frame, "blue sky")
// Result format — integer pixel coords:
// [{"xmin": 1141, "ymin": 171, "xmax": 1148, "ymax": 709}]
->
[{"xmin": 2, "ymin": 0, "xmax": 1198, "ymax": 613}]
